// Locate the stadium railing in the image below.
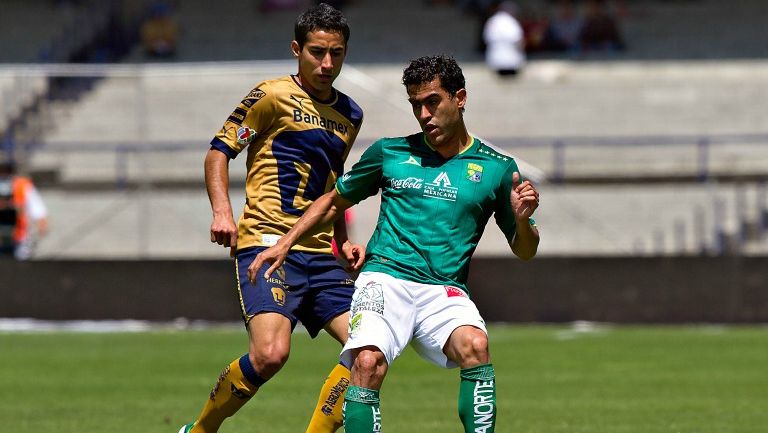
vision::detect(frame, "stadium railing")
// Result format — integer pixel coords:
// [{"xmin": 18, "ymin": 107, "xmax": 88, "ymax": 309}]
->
[{"xmin": 0, "ymin": 62, "xmax": 766, "ymax": 258}]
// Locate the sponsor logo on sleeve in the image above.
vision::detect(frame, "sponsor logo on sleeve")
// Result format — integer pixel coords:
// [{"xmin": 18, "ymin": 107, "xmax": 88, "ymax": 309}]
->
[
  {"xmin": 237, "ymin": 126, "xmax": 256, "ymax": 145},
  {"xmin": 245, "ymin": 88, "xmax": 266, "ymax": 101},
  {"xmin": 227, "ymin": 107, "xmax": 248, "ymax": 126},
  {"xmin": 241, "ymin": 88, "xmax": 266, "ymax": 108}
]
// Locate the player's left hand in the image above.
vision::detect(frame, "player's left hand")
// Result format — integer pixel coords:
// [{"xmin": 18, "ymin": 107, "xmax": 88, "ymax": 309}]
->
[
  {"xmin": 248, "ymin": 242, "xmax": 290, "ymax": 283},
  {"xmin": 340, "ymin": 241, "xmax": 366, "ymax": 272},
  {"xmin": 510, "ymin": 171, "xmax": 539, "ymax": 220}
]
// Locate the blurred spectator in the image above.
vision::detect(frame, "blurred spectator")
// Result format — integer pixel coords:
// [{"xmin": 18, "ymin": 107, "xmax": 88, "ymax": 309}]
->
[
  {"xmin": 542, "ymin": 0, "xmax": 583, "ymax": 53},
  {"xmin": 140, "ymin": 2, "xmax": 179, "ymax": 59},
  {"xmin": 579, "ymin": 0, "xmax": 625, "ymax": 52},
  {"xmin": 518, "ymin": 7, "xmax": 550, "ymax": 53},
  {"xmin": 483, "ymin": 1, "xmax": 526, "ymax": 77},
  {"xmin": 0, "ymin": 160, "xmax": 48, "ymax": 260}
]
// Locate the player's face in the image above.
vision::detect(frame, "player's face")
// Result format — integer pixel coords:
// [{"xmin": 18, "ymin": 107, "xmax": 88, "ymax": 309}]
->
[
  {"xmin": 407, "ymin": 78, "xmax": 466, "ymax": 148},
  {"xmin": 292, "ymin": 30, "xmax": 347, "ymax": 100}
]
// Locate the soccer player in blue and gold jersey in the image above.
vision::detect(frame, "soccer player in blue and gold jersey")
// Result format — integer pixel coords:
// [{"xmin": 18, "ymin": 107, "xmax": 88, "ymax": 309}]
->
[
  {"xmin": 252, "ymin": 55, "xmax": 541, "ymax": 433},
  {"xmin": 179, "ymin": 4, "xmax": 364, "ymax": 433}
]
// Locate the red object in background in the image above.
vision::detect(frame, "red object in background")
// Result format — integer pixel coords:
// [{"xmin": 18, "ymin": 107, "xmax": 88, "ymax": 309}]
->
[{"xmin": 331, "ymin": 208, "xmax": 355, "ymax": 257}]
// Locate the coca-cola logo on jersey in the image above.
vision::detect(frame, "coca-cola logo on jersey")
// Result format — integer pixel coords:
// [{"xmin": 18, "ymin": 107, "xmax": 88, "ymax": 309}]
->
[{"xmin": 388, "ymin": 177, "xmax": 423, "ymax": 190}]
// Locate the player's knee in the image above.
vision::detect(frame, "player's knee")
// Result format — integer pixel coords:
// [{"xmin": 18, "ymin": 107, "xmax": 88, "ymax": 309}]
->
[
  {"xmin": 470, "ymin": 332, "xmax": 489, "ymax": 356},
  {"xmin": 352, "ymin": 347, "xmax": 387, "ymax": 380},
  {"xmin": 453, "ymin": 330, "xmax": 489, "ymax": 367},
  {"xmin": 249, "ymin": 344, "xmax": 289, "ymax": 378}
]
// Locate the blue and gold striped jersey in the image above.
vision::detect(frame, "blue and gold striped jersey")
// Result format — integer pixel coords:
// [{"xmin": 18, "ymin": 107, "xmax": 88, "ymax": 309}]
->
[{"xmin": 211, "ymin": 75, "xmax": 363, "ymax": 253}]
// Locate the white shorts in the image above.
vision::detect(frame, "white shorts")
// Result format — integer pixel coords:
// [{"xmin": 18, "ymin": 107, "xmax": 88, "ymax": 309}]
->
[{"xmin": 340, "ymin": 271, "xmax": 487, "ymax": 369}]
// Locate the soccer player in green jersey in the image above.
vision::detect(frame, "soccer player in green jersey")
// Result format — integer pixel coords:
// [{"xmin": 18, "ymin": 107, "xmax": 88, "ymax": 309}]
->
[{"xmin": 251, "ymin": 54, "xmax": 540, "ymax": 433}]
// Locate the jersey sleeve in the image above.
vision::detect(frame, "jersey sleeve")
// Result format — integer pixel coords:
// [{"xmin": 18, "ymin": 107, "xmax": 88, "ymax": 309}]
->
[
  {"xmin": 343, "ymin": 113, "xmax": 363, "ymax": 164},
  {"xmin": 494, "ymin": 159, "xmax": 534, "ymax": 243},
  {"xmin": 335, "ymin": 139, "xmax": 384, "ymax": 204},
  {"xmin": 210, "ymin": 82, "xmax": 275, "ymax": 158}
]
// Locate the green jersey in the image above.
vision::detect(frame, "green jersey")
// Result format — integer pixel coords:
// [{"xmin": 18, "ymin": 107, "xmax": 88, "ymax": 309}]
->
[{"xmin": 336, "ymin": 133, "xmax": 531, "ymax": 294}]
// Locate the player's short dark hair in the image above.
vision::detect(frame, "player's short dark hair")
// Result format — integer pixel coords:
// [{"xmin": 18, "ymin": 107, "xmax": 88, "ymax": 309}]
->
[
  {"xmin": 294, "ymin": 3, "xmax": 350, "ymax": 49},
  {"xmin": 402, "ymin": 55, "xmax": 466, "ymax": 97}
]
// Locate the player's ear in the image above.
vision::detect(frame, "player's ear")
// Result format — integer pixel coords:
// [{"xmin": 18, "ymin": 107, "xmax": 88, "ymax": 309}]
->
[
  {"xmin": 291, "ymin": 40, "xmax": 300, "ymax": 58},
  {"xmin": 455, "ymin": 88, "xmax": 467, "ymax": 109}
]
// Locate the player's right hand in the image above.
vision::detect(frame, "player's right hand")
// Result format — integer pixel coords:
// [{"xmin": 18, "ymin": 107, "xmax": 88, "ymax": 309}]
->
[
  {"xmin": 210, "ymin": 214, "xmax": 238, "ymax": 251},
  {"xmin": 340, "ymin": 241, "xmax": 366, "ymax": 272},
  {"xmin": 249, "ymin": 242, "xmax": 290, "ymax": 283}
]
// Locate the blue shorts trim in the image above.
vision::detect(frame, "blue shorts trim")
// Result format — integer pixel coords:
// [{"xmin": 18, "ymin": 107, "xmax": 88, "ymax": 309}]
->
[{"xmin": 235, "ymin": 246, "xmax": 355, "ymax": 338}]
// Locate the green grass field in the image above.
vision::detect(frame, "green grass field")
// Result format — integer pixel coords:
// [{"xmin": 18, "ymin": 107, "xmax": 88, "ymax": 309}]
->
[{"xmin": 2, "ymin": 324, "xmax": 767, "ymax": 433}]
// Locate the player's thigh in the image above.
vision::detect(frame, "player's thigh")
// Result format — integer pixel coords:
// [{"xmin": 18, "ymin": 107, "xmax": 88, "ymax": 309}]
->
[
  {"xmin": 246, "ymin": 312, "xmax": 293, "ymax": 358},
  {"xmin": 341, "ymin": 272, "xmax": 416, "ymax": 366},
  {"xmin": 442, "ymin": 325, "xmax": 490, "ymax": 368},
  {"xmin": 300, "ymin": 251, "xmax": 355, "ymax": 338},
  {"xmin": 324, "ymin": 310, "xmax": 350, "ymax": 345},
  {"xmin": 412, "ymin": 286, "xmax": 488, "ymax": 368},
  {"xmin": 235, "ymin": 246, "xmax": 305, "ymax": 328}
]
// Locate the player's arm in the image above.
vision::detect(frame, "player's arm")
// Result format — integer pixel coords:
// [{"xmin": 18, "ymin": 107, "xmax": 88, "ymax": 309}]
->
[
  {"xmin": 332, "ymin": 212, "xmax": 365, "ymax": 272},
  {"xmin": 251, "ymin": 139, "xmax": 385, "ymax": 281},
  {"xmin": 249, "ymin": 189, "xmax": 354, "ymax": 282},
  {"xmin": 206, "ymin": 82, "xmax": 273, "ymax": 253},
  {"xmin": 205, "ymin": 148, "xmax": 237, "ymax": 251},
  {"xmin": 508, "ymin": 171, "xmax": 539, "ymax": 260}
]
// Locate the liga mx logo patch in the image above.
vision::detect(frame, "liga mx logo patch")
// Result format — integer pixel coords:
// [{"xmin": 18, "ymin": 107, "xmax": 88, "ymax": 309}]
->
[
  {"xmin": 237, "ymin": 126, "xmax": 256, "ymax": 145},
  {"xmin": 467, "ymin": 163, "xmax": 483, "ymax": 182}
]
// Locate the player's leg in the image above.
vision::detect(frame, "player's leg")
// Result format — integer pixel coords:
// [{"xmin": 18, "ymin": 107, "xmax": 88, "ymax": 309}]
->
[
  {"xmin": 340, "ymin": 272, "xmax": 414, "ymax": 433},
  {"xmin": 302, "ymin": 252, "xmax": 357, "ymax": 433},
  {"xmin": 189, "ymin": 313, "xmax": 292, "ymax": 433},
  {"xmin": 444, "ymin": 326, "xmax": 496, "ymax": 433},
  {"xmin": 305, "ymin": 312, "xmax": 351, "ymax": 433},
  {"xmin": 343, "ymin": 346, "xmax": 388, "ymax": 433},
  {"xmin": 184, "ymin": 247, "xmax": 301, "ymax": 433},
  {"xmin": 410, "ymin": 284, "xmax": 495, "ymax": 433}
]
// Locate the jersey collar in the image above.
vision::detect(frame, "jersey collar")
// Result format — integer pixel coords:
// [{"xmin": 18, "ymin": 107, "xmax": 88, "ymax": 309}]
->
[
  {"xmin": 291, "ymin": 75, "xmax": 338, "ymax": 105},
  {"xmin": 421, "ymin": 134, "xmax": 477, "ymax": 158}
]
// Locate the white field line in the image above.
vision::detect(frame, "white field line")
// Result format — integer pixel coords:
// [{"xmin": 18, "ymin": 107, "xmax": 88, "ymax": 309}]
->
[{"xmin": 0, "ymin": 318, "xmax": 244, "ymax": 333}]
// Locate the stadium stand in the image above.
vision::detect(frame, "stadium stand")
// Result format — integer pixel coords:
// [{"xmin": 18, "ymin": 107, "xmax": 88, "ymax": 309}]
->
[{"xmin": 1, "ymin": 0, "xmax": 766, "ymax": 259}]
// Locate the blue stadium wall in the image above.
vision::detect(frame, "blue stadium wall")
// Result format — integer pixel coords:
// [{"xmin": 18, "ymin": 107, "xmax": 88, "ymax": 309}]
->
[{"xmin": 1, "ymin": 257, "xmax": 766, "ymax": 323}]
